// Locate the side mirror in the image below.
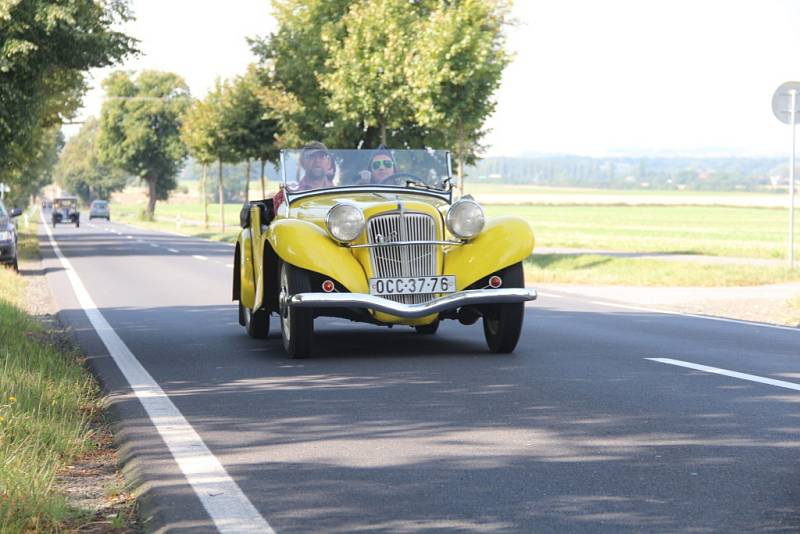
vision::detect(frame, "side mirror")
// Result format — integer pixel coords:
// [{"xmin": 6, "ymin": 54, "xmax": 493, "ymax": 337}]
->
[{"xmin": 9, "ymin": 208, "xmax": 22, "ymax": 218}]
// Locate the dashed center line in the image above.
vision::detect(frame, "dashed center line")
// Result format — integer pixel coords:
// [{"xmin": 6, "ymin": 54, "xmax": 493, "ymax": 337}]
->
[
  {"xmin": 192, "ymin": 255, "xmax": 208, "ymax": 261},
  {"xmin": 226, "ymin": 264, "xmax": 234, "ymax": 269},
  {"xmin": 167, "ymin": 248, "xmax": 180, "ymax": 253},
  {"xmin": 647, "ymin": 358, "xmax": 800, "ymax": 392}
]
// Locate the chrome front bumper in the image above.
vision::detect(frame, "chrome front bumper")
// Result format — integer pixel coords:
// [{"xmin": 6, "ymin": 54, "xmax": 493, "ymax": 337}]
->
[{"xmin": 287, "ymin": 288, "xmax": 537, "ymax": 319}]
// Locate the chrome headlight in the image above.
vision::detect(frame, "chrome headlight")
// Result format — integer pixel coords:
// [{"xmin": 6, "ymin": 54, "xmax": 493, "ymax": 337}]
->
[
  {"xmin": 446, "ymin": 199, "xmax": 485, "ymax": 239},
  {"xmin": 326, "ymin": 203, "xmax": 365, "ymax": 242},
  {"xmin": 0, "ymin": 231, "xmax": 10, "ymax": 241}
]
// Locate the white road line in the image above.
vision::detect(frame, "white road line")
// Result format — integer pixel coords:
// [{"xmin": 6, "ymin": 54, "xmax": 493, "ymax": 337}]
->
[
  {"xmin": 647, "ymin": 358, "xmax": 800, "ymax": 392},
  {"xmin": 167, "ymin": 248, "xmax": 180, "ymax": 253},
  {"xmin": 39, "ymin": 211, "xmax": 274, "ymax": 533},
  {"xmin": 150, "ymin": 243, "xmax": 160, "ymax": 248},
  {"xmin": 536, "ymin": 291, "xmax": 564, "ymax": 299},
  {"xmin": 126, "ymin": 235, "xmax": 133, "ymax": 240},
  {"xmin": 193, "ymin": 255, "xmax": 208, "ymax": 261},
  {"xmin": 587, "ymin": 299, "xmax": 800, "ymax": 332},
  {"xmin": 226, "ymin": 264, "xmax": 234, "ymax": 269}
]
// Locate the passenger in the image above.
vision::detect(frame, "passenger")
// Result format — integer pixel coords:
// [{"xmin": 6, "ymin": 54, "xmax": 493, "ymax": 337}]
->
[{"xmin": 369, "ymin": 148, "xmax": 397, "ymax": 184}]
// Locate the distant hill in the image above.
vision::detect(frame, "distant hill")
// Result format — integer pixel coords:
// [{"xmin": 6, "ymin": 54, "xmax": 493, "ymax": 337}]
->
[{"xmin": 465, "ymin": 156, "xmax": 789, "ymax": 192}]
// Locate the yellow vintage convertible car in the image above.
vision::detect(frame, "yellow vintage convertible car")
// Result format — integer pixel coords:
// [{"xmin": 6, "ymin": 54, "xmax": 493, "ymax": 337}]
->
[{"xmin": 233, "ymin": 147, "xmax": 537, "ymax": 358}]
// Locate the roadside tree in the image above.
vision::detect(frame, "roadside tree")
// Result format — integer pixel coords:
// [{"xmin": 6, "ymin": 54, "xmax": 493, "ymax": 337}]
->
[
  {"xmin": 97, "ymin": 70, "xmax": 191, "ymax": 220},
  {"xmin": 0, "ymin": 0, "xmax": 135, "ymax": 201}
]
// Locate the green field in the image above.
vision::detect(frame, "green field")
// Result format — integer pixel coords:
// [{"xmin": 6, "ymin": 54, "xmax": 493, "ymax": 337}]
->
[
  {"xmin": 464, "ymin": 182, "xmax": 786, "ymax": 200},
  {"xmin": 524, "ymin": 254, "xmax": 800, "ymax": 287},
  {"xmin": 486, "ymin": 204, "xmax": 798, "ymax": 259}
]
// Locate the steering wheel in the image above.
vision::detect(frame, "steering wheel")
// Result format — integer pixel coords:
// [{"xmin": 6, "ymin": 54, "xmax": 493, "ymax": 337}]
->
[{"xmin": 379, "ymin": 172, "xmax": 423, "ymax": 186}]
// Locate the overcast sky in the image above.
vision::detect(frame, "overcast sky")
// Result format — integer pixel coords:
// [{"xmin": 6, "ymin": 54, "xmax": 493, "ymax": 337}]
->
[{"xmin": 71, "ymin": 0, "xmax": 800, "ymax": 158}]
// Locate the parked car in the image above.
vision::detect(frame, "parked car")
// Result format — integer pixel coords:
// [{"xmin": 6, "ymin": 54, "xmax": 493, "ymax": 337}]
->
[
  {"xmin": 52, "ymin": 196, "xmax": 80, "ymax": 227},
  {"xmin": 0, "ymin": 200, "xmax": 23, "ymax": 271},
  {"xmin": 233, "ymin": 148, "xmax": 537, "ymax": 358},
  {"xmin": 89, "ymin": 200, "xmax": 110, "ymax": 220}
]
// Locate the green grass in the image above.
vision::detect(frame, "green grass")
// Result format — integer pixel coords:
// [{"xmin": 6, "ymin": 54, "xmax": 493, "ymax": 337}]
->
[
  {"xmin": 0, "ymin": 223, "xmax": 100, "ymax": 533},
  {"xmin": 464, "ymin": 182, "xmax": 784, "ymax": 199},
  {"xmin": 487, "ymin": 204, "xmax": 798, "ymax": 260},
  {"xmin": 524, "ymin": 254, "xmax": 800, "ymax": 286},
  {"xmin": 111, "ymin": 203, "xmax": 240, "ymax": 243}
]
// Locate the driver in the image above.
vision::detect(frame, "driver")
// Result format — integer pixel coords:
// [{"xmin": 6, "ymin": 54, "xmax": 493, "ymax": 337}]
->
[
  {"xmin": 298, "ymin": 141, "xmax": 334, "ymax": 191},
  {"xmin": 369, "ymin": 149, "xmax": 397, "ymax": 184}
]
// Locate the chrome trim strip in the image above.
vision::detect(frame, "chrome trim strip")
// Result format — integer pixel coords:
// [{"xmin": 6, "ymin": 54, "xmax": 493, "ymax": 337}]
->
[
  {"xmin": 348, "ymin": 240, "xmax": 463, "ymax": 249},
  {"xmin": 288, "ymin": 288, "xmax": 537, "ymax": 319}
]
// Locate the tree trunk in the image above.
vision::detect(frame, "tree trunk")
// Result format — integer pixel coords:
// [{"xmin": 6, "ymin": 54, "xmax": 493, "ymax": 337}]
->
[
  {"xmin": 380, "ymin": 121, "xmax": 387, "ymax": 146},
  {"xmin": 218, "ymin": 160, "xmax": 225, "ymax": 233},
  {"xmin": 244, "ymin": 158, "xmax": 251, "ymax": 202},
  {"xmin": 202, "ymin": 163, "xmax": 209, "ymax": 229},
  {"xmin": 146, "ymin": 176, "xmax": 157, "ymax": 220},
  {"xmin": 457, "ymin": 120, "xmax": 465, "ymax": 195},
  {"xmin": 260, "ymin": 159, "xmax": 266, "ymax": 199}
]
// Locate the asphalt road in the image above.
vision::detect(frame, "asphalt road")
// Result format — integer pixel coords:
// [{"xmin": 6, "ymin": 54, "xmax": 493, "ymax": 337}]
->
[{"xmin": 39, "ymin": 217, "xmax": 800, "ymax": 533}]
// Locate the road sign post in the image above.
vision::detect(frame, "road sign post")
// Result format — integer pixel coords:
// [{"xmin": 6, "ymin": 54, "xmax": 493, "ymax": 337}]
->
[{"xmin": 772, "ymin": 81, "xmax": 800, "ymax": 269}]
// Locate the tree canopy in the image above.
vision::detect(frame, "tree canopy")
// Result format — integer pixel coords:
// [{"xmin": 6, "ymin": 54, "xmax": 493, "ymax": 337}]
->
[
  {"xmin": 54, "ymin": 117, "xmax": 127, "ymax": 203},
  {"xmin": 97, "ymin": 70, "xmax": 190, "ymax": 219},
  {"xmin": 0, "ymin": 0, "xmax": 136, "ymax": 203},
  {"xmin": 251, "ymin": 0, "xmax": 511, "ymax": 165}
]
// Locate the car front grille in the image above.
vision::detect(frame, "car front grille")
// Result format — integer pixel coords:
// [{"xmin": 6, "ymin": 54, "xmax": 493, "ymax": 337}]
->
[{"xmin": 367, "ymin": 211, "xmax": 437, "ymax": 305}]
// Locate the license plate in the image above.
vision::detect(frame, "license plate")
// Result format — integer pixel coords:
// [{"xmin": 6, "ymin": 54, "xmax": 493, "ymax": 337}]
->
[{"xmin": 369, "ymin": 275, "xmax": 456, "ymax": 296}]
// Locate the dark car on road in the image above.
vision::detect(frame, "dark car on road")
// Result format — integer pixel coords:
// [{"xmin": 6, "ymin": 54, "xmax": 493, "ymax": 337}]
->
[
  {"xmin": 52, "ymin": 196, "xmax": 80, "ymax": 227},
  {"xmin": 0, "ymin": 200, "xmax": 22, "ymax": 271}
]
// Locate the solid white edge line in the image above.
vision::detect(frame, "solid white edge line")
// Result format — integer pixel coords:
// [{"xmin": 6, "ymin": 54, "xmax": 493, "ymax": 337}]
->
[
  {"xmin": 585, "ymin": 299, "xmax": 800, "ymax": 333},
  {"xmin": 40, "ymin": 211, "xmax": 274, "ymax": 534},
  {"xmin": 646, "ymin": 358, "xmax": 800, "ymax": 392},
  {"xmin": 536, "ymin": 291, "xmax": 564, "ymax": 299}
]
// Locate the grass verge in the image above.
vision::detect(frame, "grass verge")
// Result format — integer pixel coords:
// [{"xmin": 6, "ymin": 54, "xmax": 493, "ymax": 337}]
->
[
  {"xmin": 524, "ymin": 254, "xmax": 800, "ymax": 286},
  {"xmin": 0, "ymin": 220, "xmax": 103, "ymax": 533}
]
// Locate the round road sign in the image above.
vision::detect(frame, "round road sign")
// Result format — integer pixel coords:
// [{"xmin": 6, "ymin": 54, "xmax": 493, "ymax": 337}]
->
[{"xmin": 772, "ymin": 81, "xmax": 800, "ymax": 124}]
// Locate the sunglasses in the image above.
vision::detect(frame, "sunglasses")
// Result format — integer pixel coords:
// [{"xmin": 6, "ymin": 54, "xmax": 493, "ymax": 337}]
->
[{"xmin": 371, "ymin": 159, "xmax": 395, "ymax": 170}]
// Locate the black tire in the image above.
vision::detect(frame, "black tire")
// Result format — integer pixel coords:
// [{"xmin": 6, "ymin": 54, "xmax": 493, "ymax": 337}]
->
[
  {"xmin": 12, "ymin": 258, "xmax": 18, "ymax": 273},
  {"xmin": 279, "ymin": 261, "xmax": 313, "ymax": 358},
  {"xmin": 75, "ymin": 220, "xmax": 80, "ymax": 228},
  {"xmin": 482, "ymin": 262, "xmax": 526, "ymax": 353},
  {"xmin": 415, "ymin": 320, "xmax": 439, "ymax": 335},
  {"xmin": 241, "ymin": 301, "xmax": 270, "ymax": 338}
]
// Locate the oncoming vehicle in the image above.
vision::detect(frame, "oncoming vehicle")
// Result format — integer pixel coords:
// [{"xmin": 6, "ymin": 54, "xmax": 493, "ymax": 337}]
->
[
  {"xmin": 0, "ymin": 199, "xmax": 22, "ymax": 271},
  {"xmin": 89, "ymin": 200, "xmax": 110, "ymax": 220},
  {"xmin": 233, "ymin": 148, "xmax": 537, "ymax": 358},
  {"xmin": 52, "ymin": 196, "xmax": 80, "ymax": 227}
]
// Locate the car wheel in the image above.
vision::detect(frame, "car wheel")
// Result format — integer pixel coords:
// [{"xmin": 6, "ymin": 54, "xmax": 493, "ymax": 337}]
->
[
  {"xmin": 76, "ymin": 221, "xmax": 80, "ymax": 228},
  {"xmin": 12, "ymin": 258, "xmax": 18, "ymax": 273},
  {"xmin": 482, "ymin": 262, "xmax": 525, "ymax": 353},
  {"xmin": 241, "ymin": 301, "xmax": 269, "ymax": 339},
  {"xmin": 415, "ymin": 320, "xmax": 439, "ymax": 335},
  {"xmin": 279, "ymin": 261, "xmax": 313, "ymax": 358}
]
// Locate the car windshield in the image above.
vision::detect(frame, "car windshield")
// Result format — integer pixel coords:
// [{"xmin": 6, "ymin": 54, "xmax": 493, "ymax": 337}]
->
[
  {"xmin": 55, "ymin": 199, "xmax": 76, "ymax": 208},
  {"xmin": 93, "ymin": 201, "xmax": 107, "ymax": 208},
  {"xmin": 281, "ymin": 149, "xmax": 452, "ymax": 194}
]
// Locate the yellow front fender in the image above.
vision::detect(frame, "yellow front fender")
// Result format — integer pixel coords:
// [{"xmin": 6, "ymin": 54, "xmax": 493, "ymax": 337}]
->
[
  {"xmin": 264, "ymin": 219, "xmax": 369, "ymax": 295},
  {"xmin": 444, "ymin": 216, "xmax": 535, "ymax": 289},
  {"xmin": 237, "ymin": 229, "xmax": 256, "ymax": 309}
]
